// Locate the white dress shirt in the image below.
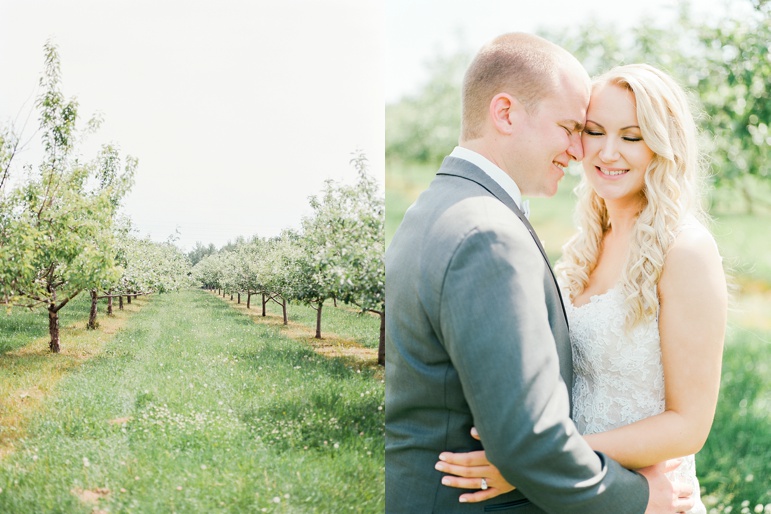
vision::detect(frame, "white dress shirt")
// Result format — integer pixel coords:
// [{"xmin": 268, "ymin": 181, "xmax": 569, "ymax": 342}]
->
[{"xmin": 449, "ymin": 146, "xmax": 529, "ymax": 218}]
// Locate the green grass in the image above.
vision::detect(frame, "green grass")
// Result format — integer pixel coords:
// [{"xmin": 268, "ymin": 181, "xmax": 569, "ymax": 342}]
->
[
  {"xmin": 0, "ymin": 289, "xmax": 384, "ymax": 513},
  {"xmin": 229, "ymin": 292, "xmax": 382, "ymax": 350},
  {"xmin": 0, "ymin": 294, "xmax": 93, "ymax": 354},
  {"xmin": 698, "ymin": 324, "xmax": 771, "ymax": 511},
  {"xmin": 712, "ymin": 213, "xmax": 771, "ymax": 287}
]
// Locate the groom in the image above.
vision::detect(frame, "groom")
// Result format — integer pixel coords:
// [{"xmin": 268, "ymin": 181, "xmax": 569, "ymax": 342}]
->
[{"xmin": 385, "ymin": 33, "xmax": 691, "ymax": 513}]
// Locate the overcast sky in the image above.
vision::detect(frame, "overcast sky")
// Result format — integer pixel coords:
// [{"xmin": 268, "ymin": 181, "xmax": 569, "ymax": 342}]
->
[
  {"xmin": 0, "ymin": 0, "xmax": 384, "ymax": 251},
  {"xmin": 1, "ymin": 0, "xmax": 743, "ymax": 251},
  {"xmin": 385, "ymin": 0, "xmax": 738, "ymax": 103}
]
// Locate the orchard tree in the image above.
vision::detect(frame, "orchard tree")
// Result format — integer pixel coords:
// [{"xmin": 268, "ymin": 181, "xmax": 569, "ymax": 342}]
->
[
  {"xmin": 1, "ymin": 124, "xmax": 19, "ymax": 194},
  {"xmin": 1, "ymin": 125, "xmax": 28, "ymax": 303},
  {"xmin": 3, "ymin": 41, "xmax": 135, "ymax": 352},
  {"xmin": 260, "ymin": 234, "xmax": 295, "ymax": 324},
  {"xmin": 85, "ymin": 146, "xmax": 137, "ymax": 328},
  {"xmin": 318, "ymin": 152, "xmax": 385, "ymax": 363},
  {"xmin": 193, "ymin": 253, "xmax": 225, "ymax": 292},
  {"xmin": 301, "ymin": 151, "xmax": 385, "ymax": 353},
  {"xmin": 218, "ymin": 249, "xmax": 240, "ymax": 301},
  {"xmin": 187, "ymin": 241, "xmax": 217, "ymax": 266},
  {"xmin": 86, "ymin": 233, "xmax": 192, "ymax": 328},
  {"xmin": 235, "ymin": 238, "xmax": 270, "ymax": 311},
  {"xmin": 688, "ymin": 2, "xmax": 771, "ymax": 208},
  {"xmin": 285, "ymin": 228, "xmax": 328, "ymax": 339}
]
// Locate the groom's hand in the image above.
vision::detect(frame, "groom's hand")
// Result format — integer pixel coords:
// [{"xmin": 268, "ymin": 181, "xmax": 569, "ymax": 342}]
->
[{"xmin": 639, "ymin": 459, "xmax": 695, "ymax": 513}]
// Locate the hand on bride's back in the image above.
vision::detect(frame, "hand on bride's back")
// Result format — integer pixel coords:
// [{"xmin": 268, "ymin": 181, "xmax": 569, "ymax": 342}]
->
[
  {"xmin": 639, "ymin": 459, "xmax": 694, "ymax": 513},
  {"xmin": 433, "ymin": 427, "xmax": 516, "ymax": 503}
]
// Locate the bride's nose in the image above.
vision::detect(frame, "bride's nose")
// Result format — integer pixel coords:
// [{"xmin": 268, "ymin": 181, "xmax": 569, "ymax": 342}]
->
[{"xmin": 599, "ymin": 138, "xmax": 620, "ymax": 162}]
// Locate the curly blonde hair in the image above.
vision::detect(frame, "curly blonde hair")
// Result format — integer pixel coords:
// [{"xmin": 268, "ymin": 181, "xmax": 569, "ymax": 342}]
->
[{"xmin": 555, "ymin": 64, "xmax": 709, "ymax": 329}]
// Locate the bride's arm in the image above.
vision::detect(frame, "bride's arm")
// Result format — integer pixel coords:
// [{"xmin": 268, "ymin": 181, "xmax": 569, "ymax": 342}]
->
[{"xmin": 583, "ymin": 226, "xmax": 727, "ymax": 469}]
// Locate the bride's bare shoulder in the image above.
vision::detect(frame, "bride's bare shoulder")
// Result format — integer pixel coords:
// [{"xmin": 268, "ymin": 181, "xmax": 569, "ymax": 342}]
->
[
  {"xmin": 661, "ymin": 216, "xmax": 725, "ymax": 292},
  {"xmin": 672, "ymin": 214, "xmax": 716, "ymax": 247}
]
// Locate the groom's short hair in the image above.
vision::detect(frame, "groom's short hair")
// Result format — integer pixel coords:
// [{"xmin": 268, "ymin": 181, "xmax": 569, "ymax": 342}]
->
[{"xmin": 461, "ymin": 33, "xmax": 570, "ymax": 141}]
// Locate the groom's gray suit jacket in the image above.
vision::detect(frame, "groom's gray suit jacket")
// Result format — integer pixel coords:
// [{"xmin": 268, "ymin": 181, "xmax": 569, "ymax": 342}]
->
[{"xmin": 385, "ymin": 156, "xmax": 648, "ymax": 513}]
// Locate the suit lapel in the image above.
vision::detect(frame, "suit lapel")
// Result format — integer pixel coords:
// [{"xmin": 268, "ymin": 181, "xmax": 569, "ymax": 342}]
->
[{"xmin": 437, "ymin": 156, "xmax": 569, "ymax": 326}]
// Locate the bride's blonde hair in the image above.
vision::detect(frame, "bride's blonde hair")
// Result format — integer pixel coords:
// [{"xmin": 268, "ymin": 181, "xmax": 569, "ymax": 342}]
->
[{"xmin": 555, "ymin": 64, "xmax": 709, "ymax": 329}]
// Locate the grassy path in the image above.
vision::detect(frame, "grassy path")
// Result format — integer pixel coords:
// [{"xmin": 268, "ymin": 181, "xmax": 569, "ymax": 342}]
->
[
  {"xmin": 209, "ymin": 291, "xmax": 382, "ymax": 373},
  {"xmin": 0, "ymin": 295, "xmax": 149, "ymax": 459},
  {"xmin": 0, "ymin": 289, "xmax": 384, "ymax": 513}
]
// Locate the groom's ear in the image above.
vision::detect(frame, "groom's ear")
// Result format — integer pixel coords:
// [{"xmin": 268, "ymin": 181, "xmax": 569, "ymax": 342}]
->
[{"xmin": 489, "ymin": 93, "xmax": 525, "ymax": 136}]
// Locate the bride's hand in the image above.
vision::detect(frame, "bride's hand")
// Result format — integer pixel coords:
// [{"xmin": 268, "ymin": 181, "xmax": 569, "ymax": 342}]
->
[{"xmin": 435, "ymin": 427, "xmax": 516, "ymax": 503}]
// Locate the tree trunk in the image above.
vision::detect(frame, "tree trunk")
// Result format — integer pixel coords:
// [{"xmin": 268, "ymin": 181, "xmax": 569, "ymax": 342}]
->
[
  {"xmin": 247, "ymin": 291, "xmax": 251, "ymax": 309},
  {"xmin": 127, "ymin": 294, "xmax": 132, "ymax": 305},
  {"xmin": 315, "ymin": 301, "xmax": 323, "ymax": 339},
  {"xmin": 237, "ymin": 292, "xmax": 241, "ymax": 304},
  {"xmin": 282, "ymin": 297, "xmax": 287, "ymax": 325},
  {"xmin": 87, "ymin": 290, "xmax": 98, "ymax": 330},
  {"xmin": 378, "ymin": 310, "xmax": 385, "ymax": 366},
  {"xmin": 107, "ymin": 290, "xmax": 113, "ymax": 316},
  {"xmin": 48, "ymin": 305, "xmax": 61, "ymax": 353},
  {"xmin": 230, "ymin": 292, "xmax": 233, "ymax": 301},
  {"xmin": 119, "ymin": 294, "xmax": 124, "ymax": 310},
  {"xmin": 333, "ymin": 296, "xmax": 337, "ymax": 307},
  {"xmin": 262, "ymin": 293, "xmax": 267, "ymax": 317}
]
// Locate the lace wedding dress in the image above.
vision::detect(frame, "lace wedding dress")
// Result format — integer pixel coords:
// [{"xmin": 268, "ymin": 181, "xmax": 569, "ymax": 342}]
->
[{"xmin": 566, "ymin": 285, "xmax": 706, "ymax": 514}]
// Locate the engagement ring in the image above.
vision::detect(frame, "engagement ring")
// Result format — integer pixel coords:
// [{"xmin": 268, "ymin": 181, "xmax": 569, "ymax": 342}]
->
[{"xmin": 480, "ymin": 478, "xmax": 488, "ymax": 490}]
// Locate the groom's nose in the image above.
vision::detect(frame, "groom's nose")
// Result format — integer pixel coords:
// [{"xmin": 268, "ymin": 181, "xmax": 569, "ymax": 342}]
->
[{"xmin": 567, "ymin": 131, "xmax": 584, "ymax": 161}]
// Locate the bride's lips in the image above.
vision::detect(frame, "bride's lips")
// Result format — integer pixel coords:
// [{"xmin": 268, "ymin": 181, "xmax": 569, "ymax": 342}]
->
[{"xmin": 596, "ymin": 165, "xmax": 629, "ymax": 179}]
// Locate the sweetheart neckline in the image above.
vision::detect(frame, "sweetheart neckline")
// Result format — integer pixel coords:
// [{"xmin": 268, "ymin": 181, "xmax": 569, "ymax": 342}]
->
[{"xmin": 569, "ymin": 285, "xmax": 619, "ymax": 309}]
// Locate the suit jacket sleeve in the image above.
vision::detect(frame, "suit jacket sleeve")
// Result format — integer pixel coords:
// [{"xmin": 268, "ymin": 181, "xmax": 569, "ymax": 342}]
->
[{"xmin": 437, "ymin": 216, "xmax": 649, "ymax": 513}]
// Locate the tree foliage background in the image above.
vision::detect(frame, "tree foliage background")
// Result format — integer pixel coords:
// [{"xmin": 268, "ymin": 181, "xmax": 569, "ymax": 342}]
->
[{"xmin": 386, "ymin": 0, "xmax": 770, "ymax": 210}]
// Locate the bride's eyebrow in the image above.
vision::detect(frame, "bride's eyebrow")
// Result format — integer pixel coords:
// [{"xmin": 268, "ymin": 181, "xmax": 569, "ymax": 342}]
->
[{"xmin": 584, "ymin": 121, "xmax": 641, "ymax": 131}]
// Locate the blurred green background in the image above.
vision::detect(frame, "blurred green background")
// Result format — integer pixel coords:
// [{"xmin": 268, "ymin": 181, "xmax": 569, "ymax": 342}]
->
[{"xmin": 386, "ymin": 2, "xmax": 770, "ymax": 511}]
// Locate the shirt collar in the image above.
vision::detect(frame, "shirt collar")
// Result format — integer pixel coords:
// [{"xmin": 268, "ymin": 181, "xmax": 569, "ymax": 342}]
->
[{"xmin": 449, "ymin": 146, "xmax": 528, "ymax": 217}]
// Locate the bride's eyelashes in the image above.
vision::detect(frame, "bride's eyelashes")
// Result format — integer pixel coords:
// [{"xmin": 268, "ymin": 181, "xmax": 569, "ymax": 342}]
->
[{"xmin": 583, "ymin": 130, "xmax": 643, "ymax": 143}]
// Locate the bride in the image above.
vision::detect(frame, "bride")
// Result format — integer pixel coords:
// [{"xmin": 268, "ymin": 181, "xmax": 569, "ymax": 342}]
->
[{"xmin": 434, "ymin": 64, "xmax": 727, "ymax": 513}]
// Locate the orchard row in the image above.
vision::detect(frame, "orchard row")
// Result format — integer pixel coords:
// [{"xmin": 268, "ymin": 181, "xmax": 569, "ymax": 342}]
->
[
  {"xmin": 1, "ymin": 42, "xmax": 383, "ymax": 361},
  {"xmin": 193, "ymin": 153, "xmax": 385, "ymax": 365}
]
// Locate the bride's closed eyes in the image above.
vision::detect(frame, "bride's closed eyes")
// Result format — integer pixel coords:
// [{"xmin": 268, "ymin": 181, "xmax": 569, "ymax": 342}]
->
[{"xmin": 583, "ymin": 125, "xmax": 644, "ymax": 142}]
